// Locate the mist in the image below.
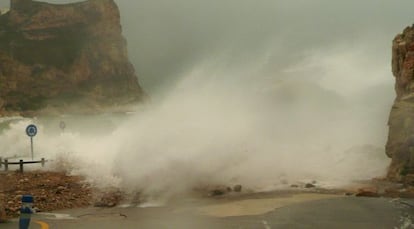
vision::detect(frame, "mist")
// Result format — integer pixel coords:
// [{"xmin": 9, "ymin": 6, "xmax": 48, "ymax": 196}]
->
[{"xmin": 1, "ymin": 0, "xmax": 414, "ymax": 199}]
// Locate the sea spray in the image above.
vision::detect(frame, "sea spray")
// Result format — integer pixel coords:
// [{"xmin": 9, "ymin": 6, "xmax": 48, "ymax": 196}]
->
[{"xmin": 0, "ymin": 59, "xmax": 390, "ymax": 199}]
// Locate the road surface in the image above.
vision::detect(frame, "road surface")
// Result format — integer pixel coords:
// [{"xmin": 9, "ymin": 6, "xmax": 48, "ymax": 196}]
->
[{"xmin": 3, "ymin": 193, "xmax": 414, "ymax": 228}]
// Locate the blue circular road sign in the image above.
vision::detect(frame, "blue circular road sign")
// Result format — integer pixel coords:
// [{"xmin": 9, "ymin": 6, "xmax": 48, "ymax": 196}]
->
[{"xmin": 26, "ymin": 124, "xmax": 37, "ymax": 137}]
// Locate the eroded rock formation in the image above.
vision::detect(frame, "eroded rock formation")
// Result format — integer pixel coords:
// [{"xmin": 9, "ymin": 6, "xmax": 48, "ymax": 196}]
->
[
  {"xmin": 387, "ymin": 25, "xmax": 414, "ymax": 181},
  {"xmin": 0, "ymin": 0, "xmax": 145, "ymax": 116}
]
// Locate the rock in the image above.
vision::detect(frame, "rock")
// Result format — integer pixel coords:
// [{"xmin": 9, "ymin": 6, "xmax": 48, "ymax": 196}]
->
[
  {"xmin": 209, "ymin": 186, "xmax": 230, "ymax": 196},
  {"xmin": 384, "ymin": 187, "xmax": 404, "ymax": 198},
  {"xmin": 355, "ymin": 188, "xmax": 380, "ymax": 198},
  {"xmin": 355, "ymin": 191, "xmax": 380, "ymax": 198},
  {"xmin": 233, "ymin": 185, "xmax": 242, "ymax": 192},
  {"xmin": 33, "ymin": 207, "xmax": 40, "ymax": 213},
  {"xmin": 0, "ymin": 206, "xmax": 6, "ymax": 223},
  {"xmin": 403, "ymin": 174, "xmax": 414, "ymax": 186},
  {"xmin": 210, "ymin": 189, "xmax": 225, "ymax": 196},
  {"xmin": 94, "ymin": 201, "xmax": 109, "ymax": 208},
  {"xmin": 107, "ymin": 202, "xmax": 116, "ymax": 208},
  {"xmin": 94, "ymin": 190, "xmax": 123, "ymax": 208},
  {"xmin": 0, "ymin": 0, "xmax": 145, "ymax": 116},
  {"xmin": 387, "ymin": 24, "xmax": 414, "ymax": 180},
  {"xmin": 305, "ymin": 183, "xmax": 316, "ymax": 188},
  {"xmin": 55, "ymin": 186, "xmax": 66, "ymax": 194}
]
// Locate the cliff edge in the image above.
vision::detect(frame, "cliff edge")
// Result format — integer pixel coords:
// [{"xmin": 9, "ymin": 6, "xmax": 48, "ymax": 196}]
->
[
  {"xmin": 387, "ymin": 25, "xmax": 414, "ymax": 181},
  {"xmin": 0, "ymin": 0, "xmax": 145, "ymax": 116}
]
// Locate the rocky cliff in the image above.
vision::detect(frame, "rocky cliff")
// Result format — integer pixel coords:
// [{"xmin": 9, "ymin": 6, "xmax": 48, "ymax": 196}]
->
[
  {"xmin": 0, "ymin": 0, "xmax": 145, "ymax": 116},
  {"xmin": 386, "ymin": 25, "xmax": 414, "ymax": 181}
]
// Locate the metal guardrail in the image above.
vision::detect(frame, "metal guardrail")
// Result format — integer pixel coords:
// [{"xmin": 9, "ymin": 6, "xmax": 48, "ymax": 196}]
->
[{"xmin": 0, "ymin": 157, "xmax": 47, "ymax": 173}]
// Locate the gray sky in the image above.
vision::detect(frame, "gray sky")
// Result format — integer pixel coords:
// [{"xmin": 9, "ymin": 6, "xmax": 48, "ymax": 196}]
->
[{"xmin": 115, "ymin": 0, "xmax": 414, "ymax": 94}]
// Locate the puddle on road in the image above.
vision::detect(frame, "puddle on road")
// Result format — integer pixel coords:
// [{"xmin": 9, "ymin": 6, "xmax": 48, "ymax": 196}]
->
[
  {"xmin": 138, "ymin": 201, "xmax": 165, "ymax": 208},
  {"xmin": 35, "ymin": 213, "xmax": 77, "ymax": 220},
  {"xmin": 35, "ymin": 212, "xmax": 126, "ymax": 221},
  {"xmin": 198, "ymin": 193, "xmax": 340, "ymax": 217}
]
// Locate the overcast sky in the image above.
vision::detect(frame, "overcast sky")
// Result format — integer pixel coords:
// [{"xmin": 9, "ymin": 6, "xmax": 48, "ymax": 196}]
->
[
  {"xmin": 115, "ymin": 0, "xmax": 414, "ymax": 94},
  {"xmin": 1, "ymin": 0, "xmax": 414, "ymax": 96}
]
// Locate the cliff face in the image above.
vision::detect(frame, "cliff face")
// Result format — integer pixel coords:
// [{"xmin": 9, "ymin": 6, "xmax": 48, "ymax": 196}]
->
[
  {"xmin": 387, "ymin": 25, "xmax": 414, "ymax": 180},
  {"xmin": 0, "ymin": 0, "xmax": 145, "ymax": 116}
]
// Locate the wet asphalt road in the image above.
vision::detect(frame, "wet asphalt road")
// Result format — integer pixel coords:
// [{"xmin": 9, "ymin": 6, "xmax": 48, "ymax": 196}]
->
[{"xmin": 3, "ymin": 195, "xmax": 414, "ymax": 229}]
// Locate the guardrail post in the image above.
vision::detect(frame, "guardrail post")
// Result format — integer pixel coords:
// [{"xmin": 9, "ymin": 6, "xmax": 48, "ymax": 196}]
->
[
  {"xmin": 19, "ymin": 160, "xmax": 24, "ymax": 173},
  {"xmin": 41, "ymin": 158, "xmax": 45, "ymax": 167},
  {"xmin": 4, "ymin": 159, "xmax": 8, "ymax": 171}
]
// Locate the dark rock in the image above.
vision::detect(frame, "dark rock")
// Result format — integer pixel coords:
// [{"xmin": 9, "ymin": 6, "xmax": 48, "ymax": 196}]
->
[
  {"xmin": 210, "ymin": 189, "xmax": 225, "ymax": 196},
  {"xmin": 55, "ymin": 186, "xmax": 66, "ymax": 194},
  {"xmin": 305, "ymin": 183, "xmax": 316, "ymax": 188},
  {"xmin": 355, "ymin": 188, "xmax": 380, "ymax": 198},
  {"xmin": 94, "ymin": 190, "xmax": 123, "ymax": 208},
  {"xmin": 94, "ymin": 201, "xmax": 116, "ymax": 208},
  {"xmin": 233, "ymin": 185, "xmax": 242, "ymax": 192},
  {"xmin": 209, "ymin": 186, "xmax": 231, "ymax": 196}
]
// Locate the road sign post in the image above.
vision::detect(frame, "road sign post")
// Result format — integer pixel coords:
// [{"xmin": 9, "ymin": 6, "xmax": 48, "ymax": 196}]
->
[
  {"xmin": 26, "ymin": 125, "xmax": 37, "ymax": 160},
  {"xmin": 59, "ymin": 121, "xmax": 66, "ymax": 133}
]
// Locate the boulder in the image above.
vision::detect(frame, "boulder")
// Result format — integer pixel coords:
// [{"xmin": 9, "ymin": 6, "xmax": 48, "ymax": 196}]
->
[
  {"xmin": 305, "ymin": 183, "xmax": 316, "ymax": 188},
  {"xmin": 208, "ymin": 186, "xmax": 232, "ymax": 196},
  {"xmin": 94, "ymin": 190, "xmax": 123, "ymax": 208},
  {"xmin": 355, "ymin": 188, "xmax": 379, "ymax": 198},
  {"xmin": 233, "ymin": 185, "xmax": 242, "ymax": 192}
]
